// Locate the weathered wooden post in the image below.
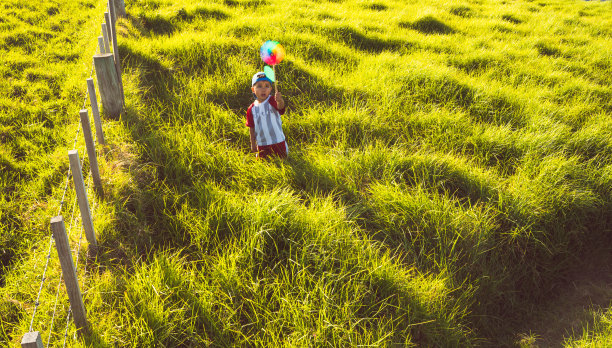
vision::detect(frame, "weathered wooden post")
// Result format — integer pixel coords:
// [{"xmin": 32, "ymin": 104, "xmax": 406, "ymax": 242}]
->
[
  {"xmin": 21, "ymin": 331, "xmax": 43, "ymax": 348},
  {"xmin": 108, "ymin": 0, "xmax": 115, "ymax": 23},
  {"xmin": 108, "ymin": 0, "xmax": 125, "ymax": 106},
  {"xmin": 107, "ymin": 3, "xmax": 117, "ymax": 52},
  {"xmin": 98, "ymin": 36, "xmax": 106, "ymax": 54},
  {"xmin": 101, "ymin": 23, "xmax": 111, "ymax": 53},
  {"xmin": 86, "ymin": 78, "xmax": 106, "ymax": 145},
  {"xmin": 113, "ymin": 0, "xmax": 126, "ymax": 18},
  {"xmin": 79, "ymin": 109, "xmax": 103, "ymax": 196},
  {"xmin": 104, "ymin": 13, "xmax": 112, "ymax": 45},
  {"xmin": 93, "ymin": 53, "xmax": 122, "ymax": 119},
  {"xmin": 50, "ymin": 216, "xmax": 90, "ymax": 336},
  {"xmin": 68, "ymin": 150, "xmax": 97, "ymax": 248}
]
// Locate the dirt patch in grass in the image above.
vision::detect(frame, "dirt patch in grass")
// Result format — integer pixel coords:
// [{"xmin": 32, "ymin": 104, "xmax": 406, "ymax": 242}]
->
[{"xmin": 515, "ymin": 247, "xmax": 612, "ymax": 347}]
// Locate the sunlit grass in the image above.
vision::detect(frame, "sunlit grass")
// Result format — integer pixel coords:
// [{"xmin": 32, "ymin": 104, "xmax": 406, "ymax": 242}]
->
[{"xmin": 1, "ymin": 0, "xmax": 611, "ymax": 346}]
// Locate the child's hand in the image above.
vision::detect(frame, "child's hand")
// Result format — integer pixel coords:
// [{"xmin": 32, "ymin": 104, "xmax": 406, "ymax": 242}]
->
[{"xmin": 275, "ymin": 91, "xmax": 285, "ymax": 109}]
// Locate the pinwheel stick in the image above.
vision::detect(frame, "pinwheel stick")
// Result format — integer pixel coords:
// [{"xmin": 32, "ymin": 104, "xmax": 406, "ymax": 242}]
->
[{"xmin": 274, "ymin": 65, "xmax": 278, "ymax": 94}]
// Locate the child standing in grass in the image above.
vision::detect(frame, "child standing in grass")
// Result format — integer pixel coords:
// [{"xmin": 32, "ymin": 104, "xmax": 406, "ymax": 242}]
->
[{"xmin": 246, "ymin": 71, "xmax": 287, "ymax": 159}]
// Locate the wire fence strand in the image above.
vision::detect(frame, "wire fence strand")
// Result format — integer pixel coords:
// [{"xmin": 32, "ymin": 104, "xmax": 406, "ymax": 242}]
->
[
  {"xmin": 45, "ymin": 193, "xmax": 80, "ymax": 347},
  {"xmin": 61, "ymin": 309, "xmax": 72, "ymax": 348},
  {"xmin": 27, "ymin": 6, "xmax": 110, "ymax": 340}
]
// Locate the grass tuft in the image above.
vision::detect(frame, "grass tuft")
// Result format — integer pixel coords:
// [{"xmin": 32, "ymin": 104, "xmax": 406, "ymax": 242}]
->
[
  {"xmin": 450, "ymin": 5, "xmax": 474, "ymax": 18},
  {"xmin": 501, "ymin": 13, "xmax": 524, "ymax": 24},
  {"xmin": 401, "ymin": 15, "xmax": 456, "ymax": 35},
  {"xmin": 534, "ymin": 40, "xmax": 563, "ymax": 57},
  {"xmin": 364, "ymin": 3, "xmax": 388, "ymax": 11},
  {"xmin": 138, "ymin": 13, "xmax": 175, "ymax": 35},
  {"xmin": 322, "ymin": 24, "xmax": 406, "ymax": 52}
]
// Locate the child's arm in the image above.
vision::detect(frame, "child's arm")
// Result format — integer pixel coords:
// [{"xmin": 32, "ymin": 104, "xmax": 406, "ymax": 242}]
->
[
  {"xmin": 249, "ymin": 127, "xmax": 257, "ymax": 153},
  {"xmin": 246, "ymin": 105, "xmax": 258, "ymax": 153},
  {"xmin": 275, "ymin": 91, "xmax": 285, "ymax": 111}
]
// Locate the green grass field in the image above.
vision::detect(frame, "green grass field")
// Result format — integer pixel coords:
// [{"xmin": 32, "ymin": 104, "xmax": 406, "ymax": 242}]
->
[{"xmin": 1, "ymin": 0, "xmax": 612, "ymax": 346}]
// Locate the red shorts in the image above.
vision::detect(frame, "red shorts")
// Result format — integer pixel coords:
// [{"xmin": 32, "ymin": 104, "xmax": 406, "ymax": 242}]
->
[{"xmin": 257, "ymin": 141, "xmax": 288, "ymax": 159}]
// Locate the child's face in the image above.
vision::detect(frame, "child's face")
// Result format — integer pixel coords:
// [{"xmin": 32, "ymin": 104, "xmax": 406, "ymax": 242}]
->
[{"xmin": 252, "ymin": 80, "xmax": 272, "ymax": 102}]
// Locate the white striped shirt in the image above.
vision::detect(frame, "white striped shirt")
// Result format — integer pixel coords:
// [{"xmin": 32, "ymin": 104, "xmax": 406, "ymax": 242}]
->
[{"xmin": 246, "ymin": 95, "xmax": 286, "ymax": 146}]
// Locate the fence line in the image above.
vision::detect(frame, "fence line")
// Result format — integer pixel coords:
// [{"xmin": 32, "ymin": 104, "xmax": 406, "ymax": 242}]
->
[
  {"xmin": 28, "ymin": 104, "xmax": 92, "ymax": 335},
  {"xmin": 23, "ymin": 1, "xmax": 126, "ymax": 346}
]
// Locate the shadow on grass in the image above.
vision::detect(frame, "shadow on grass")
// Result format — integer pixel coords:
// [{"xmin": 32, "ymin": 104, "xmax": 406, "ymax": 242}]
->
[
  {"xmin": 223, "ymin": 0, "xmax": 266, "ymax": 8},
  {"xmin": 228, "ymin": 24, "xmax": 258, "ymax": 39},
  {"xmin": 119, "ymin": 43, "xmax": 178, "ymax": 104},
  {"xmin": 399, "ymin": 16, "xmax": 456, "ymax": 35},
  {"xmin": 320, "ymin": 24, "xmax": 414, "ymax": 53},
  {"xmin": 449, "ymin": 54, "xmax": 505, "ymax": 75},
  {"xmin": 364, "ymin": 3, "xmax": 388, "ymax": 11},
  {"xmin": 290, "ymin": 36, "xmax": 359, "ymax": 67},
  {"xmin": 402, "ymin": 72, "xmax": 528, "ymax": 129},
  {"xmin": 511, "ymin": 246, "xmax": 612, "ymax": 347},
  {"xmin": 285, "ymin": 149, "xmax": 358, "ymax": 202},
  {"xmin": 502, "ymin": 13, "xmax": 524, "ymax": 24},
  {"xmin": 131, "ymin": 4, "xmax": 232, "ymax": 34},
  {"xmin": 176, "ymin": 6, "xmax": 231, "ymax": 22},
  {"xmin": 139, "ymin": 14, "xmax": 176, "ymax": 36},
  {"xmin": 90, "ymin": 104, "xmax": 203, "ymax": 275},
  {"xmin": 279, "ymin": 59, "xmax": 373, "ymax": 113},
  {"xmin": 450, "ymin": 5, "xmax": 475, "ymax": 18},
  {"xmin": 535, "ymin": 41, "xmax": 564, "ymax": 57},
  {"xmin": 83, "ymin": 329, "xmax": 113, "ymax": 348}
]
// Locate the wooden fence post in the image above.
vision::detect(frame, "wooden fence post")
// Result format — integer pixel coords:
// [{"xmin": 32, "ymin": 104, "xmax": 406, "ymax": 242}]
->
[
  {"xmin": 50, "ymin": 216, "xmax": 90, "ymax": 337},
  {"xmin": 93, "ymin": 54, "xmax": 122, "ymax": 119},
  {"xmin": 86, "ymin": 78, "xmax": 106, "ymax": 146},
  {"xmin": 108, "ymin": 0, "xmax": 116, "ymax": 23},
  {"xmin": 101, "ymin": 23, "xmax": 111, "ymax": 53},
  {"xmin": 21, "ymin": 331, "xmax": 43, "ymax": 348},
  {"xmin": 108, "ymin": 0, "xmax": 125, "ymax": 106},
  {"xmin": 79, "ymin": 109, "xmax": 103, "ymax": 196},
  {"xmin": 113, "ymin": 0, "xmax": 126, "ymax": 18},
  {"xmin": 68, "ymin": 150, "xmax": 97, "ymax": 248},
  {"xmin": 98, "ymin": 36, "xmax": 106, "ymax": 54},
  {"xmin": 104, "ymin": 13, "xmax": 112, "ymax": 46}
]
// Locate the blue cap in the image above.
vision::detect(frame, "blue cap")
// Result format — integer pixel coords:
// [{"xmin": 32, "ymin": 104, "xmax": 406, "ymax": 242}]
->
[{"xmin": 252, "ymin": 72, "xmax": 272, "ymax": 86}]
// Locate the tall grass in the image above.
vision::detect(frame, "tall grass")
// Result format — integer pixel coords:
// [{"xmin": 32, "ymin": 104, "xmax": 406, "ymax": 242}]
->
[
  {"xmin": 0, "ymin": 0, "xmax": 103, "ymax": 285},
  {"xmin": 1, "ymin": 0, "xmax": 611, "ymax": 346}
]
